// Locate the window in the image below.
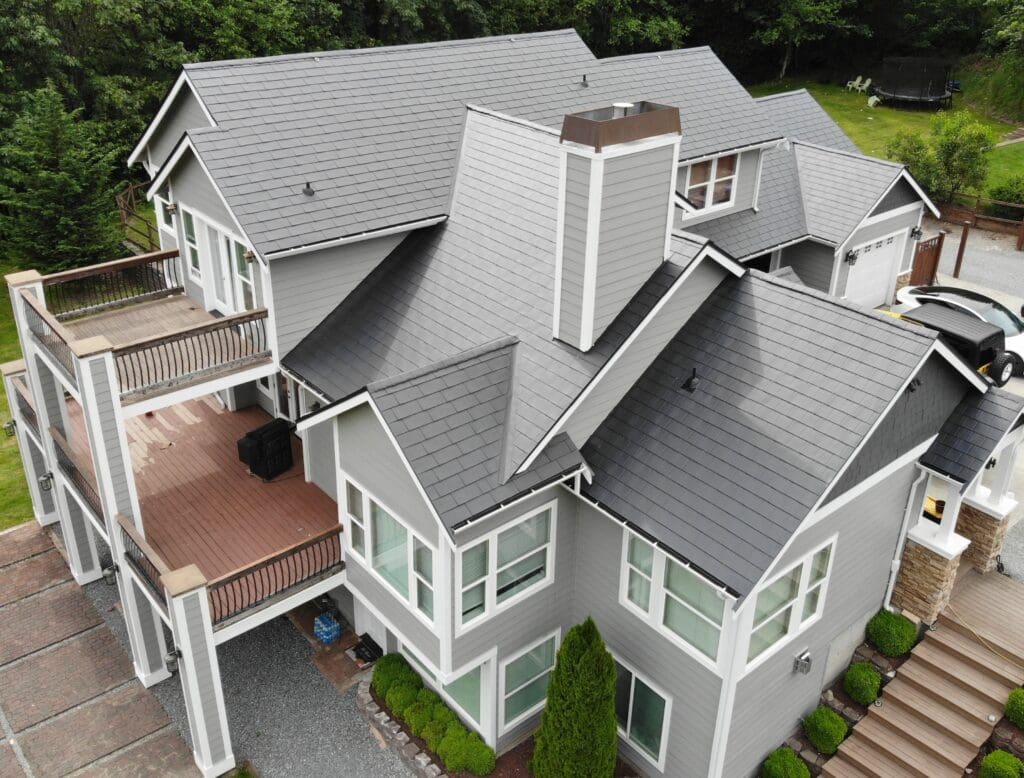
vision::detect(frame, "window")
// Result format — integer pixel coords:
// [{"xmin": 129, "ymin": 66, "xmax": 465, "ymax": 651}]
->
[
  {"xmin": 748, "ymin": 541, "xmax": 834, "ymax": 664},
  {"xmin": 615, "ymin": 659, "xmax": 671, "ymax": 768},
  {"xmin": 620, "ymin": 530, "xmax": 727, "ymax": 664},
  {"xmin": 343, "ymin": 476, "xmax": 436, "ymax": 623},
  {"xmin": 444, "ymin": 664, "xmax": 482, "ymax": 724},
  {"xmin": 181, "ymin": 209, "xmax": 201, "ymax": 279},
  {"xmin": 227, "ymin": 237, "xmax": 256, "ymax": 310},
  {"xmin": 155, "ymin": 185, "xmax": 175, "ymax": 235},
  {"xmin": 457, "ymin": 503, "xmax": 556, "ymax": 630},
  {"xmin": 501, "ymin": 634, "xmax": 557, "ymax": 730},
  {"xmin": 683, "ymin": 153, "xmax": 738, "ymax": 211}
]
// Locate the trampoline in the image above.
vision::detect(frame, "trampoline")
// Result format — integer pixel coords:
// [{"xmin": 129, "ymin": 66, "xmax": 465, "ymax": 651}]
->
[{"xmin": 873, "ymin": 57, "xmax": 953, "ymax": 109}]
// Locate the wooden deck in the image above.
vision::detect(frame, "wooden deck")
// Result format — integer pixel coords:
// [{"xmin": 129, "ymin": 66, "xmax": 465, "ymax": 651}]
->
[
  {"xmin": 62, "ymin": 295, "xmax": 214, "ymax": 348},
  {"xmin": 945, "ymin": 568, "xmax": 1024, "ymax": 666}
]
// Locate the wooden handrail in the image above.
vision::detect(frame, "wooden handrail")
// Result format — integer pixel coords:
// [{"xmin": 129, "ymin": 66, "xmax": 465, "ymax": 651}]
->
[
  {"xmin": 111, "ymin": 308, "xmax": 269, "ymax": 356},
  {"xmin": 11, "ymin": 374, "xmax": 34, "ymax": 407},
  {"xmin": 206, "ymin": 524, "xmax": 343, "ymax": 589},
  {"xmin": 116, "ymin": 512, "xmax": 171, "ymax": 577},
  {"xmin": 19, "ymin": 288, "xmax": 77, "ymax": 344},
  {"xmin": 40, "ymin": 250, "xmax": 179, "ymax": 286}
]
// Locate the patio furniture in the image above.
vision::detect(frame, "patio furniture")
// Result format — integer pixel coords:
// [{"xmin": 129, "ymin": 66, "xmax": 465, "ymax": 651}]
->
[
  {"xmin": 855, "ymin": 77, "xmax": 872, "ymax": 93},
  {"xmin": 846, "ymin": 75, "xmax": 863, "ymax": 91}
]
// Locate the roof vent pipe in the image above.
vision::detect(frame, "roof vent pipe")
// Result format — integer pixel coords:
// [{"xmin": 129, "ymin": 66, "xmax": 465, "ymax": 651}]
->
[
  {"xmin": 302, "ymin": 181, "xmax": 315, "ymax": 196},
  {"xmin": 581, "ymin": 74, "xmax": 589, "ymax": 87},
  {"xmin": 612, "ymin": 102, "xmax": 635, "ymax": 118}
]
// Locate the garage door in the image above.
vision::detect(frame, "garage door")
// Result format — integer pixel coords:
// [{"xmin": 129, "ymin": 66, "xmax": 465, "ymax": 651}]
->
[{"xmin": 844, "ymin": 232, "xmax": 905, "ymax": 308}]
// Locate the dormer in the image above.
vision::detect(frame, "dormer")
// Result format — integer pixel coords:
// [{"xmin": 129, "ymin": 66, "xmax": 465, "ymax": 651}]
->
[
  {"xmin": 676, "ymin": 146, "xmax": 766, "ymax": 227},
  {"xmin": 553, "ymin": 102, "xmax": 682, "ymax": 352}
]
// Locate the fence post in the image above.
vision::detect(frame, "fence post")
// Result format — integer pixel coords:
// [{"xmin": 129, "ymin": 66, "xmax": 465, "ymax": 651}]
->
[
  {"xmin": 1017, "ymin": 215, "xmax": 1024, "ymax": 252},
  {"xmin": 953, "ymin": 221, "xmax": 970, "ymax": 279}
]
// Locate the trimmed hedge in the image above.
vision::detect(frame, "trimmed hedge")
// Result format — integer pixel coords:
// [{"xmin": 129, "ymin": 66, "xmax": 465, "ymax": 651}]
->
[
  {"xmin": 843, "ymin": 662, "xmax": 882, "ymax": 706},
  {"xmin": 761, "ymin": 746, "xmax": 811, "ymax": 778},
  {"xmin": 404, "ymin": 701, "xmax": 434, "ymax": 736},
  {"xmin": 866, "ymin": 610, "xmax": 917, "ymax": 657},
  {"xmin": 1006, "ymin": 688, "xmax": 1024, "ymax": 730},
  {"xmin": 385, "ymin": 682, "xmax": 420, "ymax": 718},
  {"xmin": 372, "ymin": 654, "xmax": 421, "ymax": 698},
  {"xmin": 803, "ymin": 706, "xmax": 848, "ymax": 756},
  {"xmin": 421, "ymin": 718, "xmax": 452, "ymax": 754},
  {"xmin": 417, "ymin": 688, "xmax": 442, "ymax": 708},
  {"xmin": 979, "ymin": 749, "xmax": 1024, "ymax": 778}
]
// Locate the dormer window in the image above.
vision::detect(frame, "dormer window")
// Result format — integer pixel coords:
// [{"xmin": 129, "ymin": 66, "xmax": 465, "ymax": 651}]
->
[{"xmin": 682, "ymin": 153, "xmax": 738, "ymax": 210}]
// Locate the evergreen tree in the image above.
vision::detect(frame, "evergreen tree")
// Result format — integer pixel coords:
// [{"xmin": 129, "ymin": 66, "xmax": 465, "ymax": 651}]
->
[
  {"xmin": 532, "ymin": 617, "xmax": 618, "ymax": 778},
  {"xmin": 0, "ymin": 84, "xmax": 124, "ymax": 272}
]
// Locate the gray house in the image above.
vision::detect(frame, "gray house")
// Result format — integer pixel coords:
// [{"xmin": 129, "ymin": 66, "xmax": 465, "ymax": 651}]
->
[{"xmin": 4, "ymin": 30, "xmax": 1020, "ymax": 778}]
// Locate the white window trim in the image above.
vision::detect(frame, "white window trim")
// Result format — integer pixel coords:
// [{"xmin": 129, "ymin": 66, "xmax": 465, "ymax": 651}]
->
[
  {"xmin": 612, "ymin": 652, "xmax": 673, "ymax": 772},
  {"xmin": 154, "ymin": 182, "xmax": 176, "ymax": 237},
  {"xmin": 745, "ymin": 535, "xmax": 837, "ymax": 672},
  {"xmin": 454, "ymin": 500, "xmax": 558, "ymax": 636},
  {"xmin": 498, "ymin": 629, "xmax": 561, "ymax": 735},
  {"xmin": 340, "ymin": 469, "xmax": 437, "ymax": 627},
  {"xmin": 179, "ymin": 206, "xmax": 202, "ymax": 281},
  {"xmin": 617, "ymin": 527, "xmax": 731, "ymax": 673},
  {"xmin": 680, "ymin": 152, "xmax": 741, "ymax": 216}
]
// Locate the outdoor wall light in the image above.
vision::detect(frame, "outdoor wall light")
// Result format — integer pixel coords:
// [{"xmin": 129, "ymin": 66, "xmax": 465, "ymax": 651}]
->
[
  {"xmin": 3, "ymin": 419, "xmax": 15, "ymax": 437},
  {"xmin": 165, "ymin": 202, "xmax": 177, "ymax": 214},
  {"xmin": 793, "ymin": 651, "xmax": 813, "ymax": 675},
  {"xmin": 844, "ymin": 250, "xmax": 859, "ymax": 265},
  {"xmin": 164, "ymin": 648, "xmax": 182, "ymax": 674},
  {"xmin": 38, "ymin": 472, "xmax": 53, "ymax": 492},
  {"xmin": 101, "ymin": 564, "xmax": 119, "ymax": 586},
  {"xmin": 910, "ymin": 226, "xmax": 923, "ymax": 240},
  {"xmin": 986, "ymin": 457, "xmax": 998, "ymax": 470}
]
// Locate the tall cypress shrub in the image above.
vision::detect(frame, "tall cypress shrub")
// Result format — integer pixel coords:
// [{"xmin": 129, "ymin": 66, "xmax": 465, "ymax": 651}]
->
[{"xmin": 531, "ymin": 617, "xmax": 617, "ymax": 778}]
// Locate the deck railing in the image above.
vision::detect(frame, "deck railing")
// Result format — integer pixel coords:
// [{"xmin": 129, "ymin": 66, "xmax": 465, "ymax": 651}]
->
[
  {"xmin": 208, "ymin": 525, "xmax": 343, "ymax": 624},
  {"xmin": 50, "ymin": 425, "xmax": 102, "ymax": 518},
  {"xmin": 112, "ymin": 308, "xmax": 270, "ymax": 401},
  {"xmin": 41, "ymin": 250, "xmax": 182, "ymax": 321},
  {"xmin": 11, "ymin": 376, "xmax": 38, "ymax": 437},
  {"xmin": 117, "ymin": 513, "xmax": 170, "ymax": 612},
  {"xmin": 20, "ymin": 289, "xmax": 78, "ymax": 386}
]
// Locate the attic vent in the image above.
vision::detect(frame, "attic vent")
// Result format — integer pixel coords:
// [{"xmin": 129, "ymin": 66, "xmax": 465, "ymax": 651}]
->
[{"xmin": 302, "ymin": 181, "xmax": 315, "ymax": 196}]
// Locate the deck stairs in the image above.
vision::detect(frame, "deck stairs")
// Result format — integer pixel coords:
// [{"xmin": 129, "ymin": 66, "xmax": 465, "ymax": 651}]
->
[{"xmin": 822, "ymin": 611, "xmax": 1024, "ymax": 777}]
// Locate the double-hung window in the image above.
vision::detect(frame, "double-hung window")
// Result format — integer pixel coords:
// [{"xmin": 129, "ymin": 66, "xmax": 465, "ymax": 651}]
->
[
  {"xmin": 501, "ymin": 633, "xmax": 558, "ymax": 731},
  {"xmin": 227, "ymin": 237, "xmax": 256, "ymax": 310},
  {"xmin": 748, "ymin": 540, "xmax": 834, "ymax": 664},
  {"xmin": 458, "ymin": 503, "xmax": 556, "ymax": 629},
  {"xmin": 683, "ymin": 153, "xmax": 738, "ymax": 210},
  {"xmin": 343, "ymin": 477, "xmax": 435, "ymax": 622},
  {"xmin": 155, "ymin": 185, "xmax": 175, "ymax": 237},
  {"xmin": 614, "ymin": 658, "xmax": 672, "ymax": 769},
  {"xmin": 181, "ymin": 208, "xmax": 201, "ymax": 280}
]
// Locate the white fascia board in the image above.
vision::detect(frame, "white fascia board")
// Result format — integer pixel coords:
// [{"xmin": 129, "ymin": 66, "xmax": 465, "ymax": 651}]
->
[
  {"xmin": 837, "ymin": 168, "xmax": 939, "ymax": 251},
  {"xmin": 294, "ymin": 390, "xmax": 369, "ymax": 432},
  {"xmin": 127, "ymin": 72, "xmax": 215, "ymax": 169},
  {"xmin": 676, "ymin": 137, "xmax": 784, "ymax": 166},
  {"xmin": 898, "ymin": 169, "xmax": 940, "ymax": 218},
  {"xmin": 279, "ymin": 365, "xmax": 329, "ymax": 405},
  {"xmin": 263, "ymin": 216, "xmax": 446, "ymax": 260}
]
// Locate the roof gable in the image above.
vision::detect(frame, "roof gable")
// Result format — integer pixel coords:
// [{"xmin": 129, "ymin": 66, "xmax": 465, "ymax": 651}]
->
[{"xmin": 755, "ymin": 90, "xmax": 858, "ymax": 152}]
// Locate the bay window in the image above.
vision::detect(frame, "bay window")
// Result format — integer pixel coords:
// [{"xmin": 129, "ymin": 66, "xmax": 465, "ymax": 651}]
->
[
  {"xmin": 614, "ymin": 658, "xmax": 671, "ymax": 769},
  {"xmin": 683, "ymin": 153, "xmax": 738, "ymax": 210},
  {"xmin": 501, "ymin": 633, "xmax": 558, "ymax": 731}
]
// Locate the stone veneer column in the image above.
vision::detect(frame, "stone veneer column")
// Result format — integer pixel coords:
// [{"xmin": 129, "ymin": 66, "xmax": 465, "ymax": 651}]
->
[
  {"xmin": 890, "ymin": 539, "xmax": 962, "ymax": 624},
  {"xmin": 957, "ymin": 502, "xmax": 1010, "ymax": 573}
]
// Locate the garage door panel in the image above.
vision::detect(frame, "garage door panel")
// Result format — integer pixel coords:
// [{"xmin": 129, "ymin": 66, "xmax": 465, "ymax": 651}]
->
[{"xmin": 845, "ymin": 231, "xmax": 904, "ymax": 308}]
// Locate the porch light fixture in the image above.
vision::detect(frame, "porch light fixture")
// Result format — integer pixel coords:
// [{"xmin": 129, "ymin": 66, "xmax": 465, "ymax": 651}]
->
[
  {"xmin": 243, "ymin": 249, "xmax": 256, "ymax": 263},
  {"xmin": 793, "ymin": 651, "xmax": 812, "ymax": 675},
  {"xmin": 986, "ymin": 457, "xmax": 997, "ymax": 470},
  {"xmin": 906, "ymin": 377, "xmax": 922, "ymax": 393},
  {"xmin": 38, "ymin": 472, "xmax": 53, "ymax": 492},
  {"xmin": 3, "ymin": 419, "xmax": 15, "ymax": 437},
  {"xmin": 101, "ymin": 564, "xmax": 119, "ymax": 586},
  {"xmin": 164, "ymin": 648, "xmax": 182, "ymax": 674},
  {"xmin": 844, "ymin": 250, "xmax": 859, "ymax": 266},
  {"xmin": 165, "ymin": 202, "xmax": 177, "ymax": 214},
  {"xmin": 910, "ymin": 226, "xmax": 923, "ymax": 240}
]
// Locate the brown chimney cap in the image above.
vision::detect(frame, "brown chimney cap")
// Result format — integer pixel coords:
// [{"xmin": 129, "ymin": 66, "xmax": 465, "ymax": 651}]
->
[{"xmin": 560, "ymin": 101, "xmax": 681, "ymax": 151}]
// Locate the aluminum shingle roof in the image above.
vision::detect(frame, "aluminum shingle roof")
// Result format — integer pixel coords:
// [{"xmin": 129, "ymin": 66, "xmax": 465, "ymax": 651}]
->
[{"xmin": 755, "ymin": 90, "xmax": 859, "ymax": 152}]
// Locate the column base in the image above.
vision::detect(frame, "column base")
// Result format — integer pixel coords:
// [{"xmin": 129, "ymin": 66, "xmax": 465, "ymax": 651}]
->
[
  {"xmin": 957, "ymin": 501, "xmax": 1011, "ymax": 573},
  {"xmin": 36, "ymin": 510, "xmax": 60, "ymax": 526},
  {"xmin": 891, "ymin": 537, "xmax": 964, "ymax": 624},
  {"xmin": 136, "ymin": 662, "xmax": 173, "ymax": 688},
  {"xmin": 196, "ymin": 753, "xmax": 235, "ymax": 778},
  {"xmin": 71, "ymin": 567, "xmax": 104, "ymax": 585}
]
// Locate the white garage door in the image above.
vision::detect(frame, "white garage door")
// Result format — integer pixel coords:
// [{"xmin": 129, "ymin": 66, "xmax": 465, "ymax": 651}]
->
[{"xmin": 844, "ymin": 231, "xmax": 906, "ymax": 308}]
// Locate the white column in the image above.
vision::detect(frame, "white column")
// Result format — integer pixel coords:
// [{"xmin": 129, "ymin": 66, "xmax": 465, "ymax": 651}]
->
[
  {"xmin": 164, "ymin": 565, "xmax": 235, "ymax": 778},
  {"xmin": 989, "ymin": 442, "xmax": 1019, "ymax": 506},
  {"xmin": 907, "ymin": 474, "xmax": 970, "ymax": 560}
]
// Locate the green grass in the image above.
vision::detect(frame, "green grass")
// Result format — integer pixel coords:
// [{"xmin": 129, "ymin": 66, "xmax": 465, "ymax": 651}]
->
[
  {"xmin": 0, "ymin": 264, "xmax": 33, "ymax": 531},
  {"xmin": 748, "ymin": 78, "xmax": 1016, "ymax": 189}
]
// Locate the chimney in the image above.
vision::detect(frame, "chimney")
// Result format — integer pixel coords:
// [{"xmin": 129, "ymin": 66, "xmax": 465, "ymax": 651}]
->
[{"xmin": 553, "ymin": 102, "xmax": 682, "ymax": 351}]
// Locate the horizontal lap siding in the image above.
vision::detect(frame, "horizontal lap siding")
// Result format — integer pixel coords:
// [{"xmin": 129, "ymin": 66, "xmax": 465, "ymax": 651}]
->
[
  {"xmin": 270, "ymin": 234, "xmax": 403, "ymax": 355},
  {"xmin": 148, "ymin": 87, "xmax": 211, "ymax": 170},
  {"xmin": 573, "ymin": 502, "xmax": 722, "ymax": 777},
  {"xmin": 779, "ymin": 240, "xmax": 835, "ymax": 293},
  {"xmin": 305, "ymin": 416, "xmax": 337, "ymax": 500},
  {"xmin": 723, "ymin": 462, "xmax": 916, "ymax": 777},
  {"xmin": 172, "ymin": 153, "xmax": 234, "ymax": 234},
  {"xmin": 557, "ymin": 153, "xmax": 590, "ymax": 344},
  {"xmin": 871, "ymin": 179, "xmax": 919, "ymax": 216},
  {"xmin": 87, "ymin": 360, "xmax": 133, "ymax": 517}
]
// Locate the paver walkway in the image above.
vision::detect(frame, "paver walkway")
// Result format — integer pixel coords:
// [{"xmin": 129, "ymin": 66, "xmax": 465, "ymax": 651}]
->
[{"xmin": 0, "ymin": 522, "xmax": 197, "ymax": 777}]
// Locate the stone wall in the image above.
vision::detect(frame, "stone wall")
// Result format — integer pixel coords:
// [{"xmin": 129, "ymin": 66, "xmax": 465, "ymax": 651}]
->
[
  {"xmin": 890, "ymin": 540, "xmax": 961, "ymax": 624},
  {"xmin": 957, "ymin": 503, "xmax": 1009, "ymax": 573}
]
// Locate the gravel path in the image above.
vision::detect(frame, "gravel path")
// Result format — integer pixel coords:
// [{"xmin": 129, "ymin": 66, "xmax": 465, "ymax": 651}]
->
[
  {"xmin": 926, "ymin": 217, "xmax": 1024, "ymax": 296},
  {"xmin": 84, "ymin": 573, "xmax": 410, "ymax": 778}
]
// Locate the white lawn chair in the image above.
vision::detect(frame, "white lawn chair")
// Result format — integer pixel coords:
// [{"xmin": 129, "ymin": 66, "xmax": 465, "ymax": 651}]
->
[
  {"xmin": 855, "ymin": 77, "xmax": 872, "ymax": 93},
  {"xmin": 846, "ymin": 76, "xmax": 863, "ymax": 91}
]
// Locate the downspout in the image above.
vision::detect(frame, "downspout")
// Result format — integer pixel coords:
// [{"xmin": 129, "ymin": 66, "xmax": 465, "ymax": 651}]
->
[{"xmin": 884, "ymin": 468, "xmax": 928, "ymax": 609}]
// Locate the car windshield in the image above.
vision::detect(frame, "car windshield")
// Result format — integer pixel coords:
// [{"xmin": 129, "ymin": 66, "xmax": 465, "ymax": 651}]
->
[{"xmin": 977, "ymin": 302, "xmax": 1024, "ymax": 336}]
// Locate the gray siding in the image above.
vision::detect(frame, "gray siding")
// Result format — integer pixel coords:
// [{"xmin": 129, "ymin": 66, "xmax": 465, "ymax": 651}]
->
[
  {"xmin": 573, "ymin": 501, "xmax": 722, "ymax": 778},
  {"xmin": 563, "ymin": 260, "xmax": 726, "ymax": 448},
  {"xmin": 305, "ymin": 416, "xmax": 337, "ymax": 500},
  {"xmin": 836, "ymin": 207, "xmax": 921, "ymax": 295},
  {"xmin": 827, "ymin": 354, "xmax": 967, "ymax": 500},
  {"xmin": 27, "ymin": 436, "xmax": 55, "ymax": 513},
  {"xmin": 181, "ymin": 590, "xmax": 228, "ymax": 765},
  {"xmin": 592, "ymin": 144, "xmax": 676, "ymax": 339},
  {"xmin": 723, "ymin": 462, "xmax": 917, "ymax": 777},
  {"xmin": 64, "ymin": 489, "xmax": 96, "ymax": 569},
  {"xmin": 35, "ymin": 357, "xmax": 65, "ymax": 436},
  {"xmin": 779, "ymin": 240, "xmax": 835, "ymax": 293},
  {"xmin": 557, "ymin": 153, "xmax": 590, "ymax": 345},
  {"xmin": 679, "ymin": 148, "xmax": 762, "ymax": 228},
  {"xmin": 87, "ymin": 360, "xmax": 134, "ymax": 518},
  {"xmin": 871, "ymin": 178, "xmax": 919, "ymax": 216},
  {"xmin": 147, "ymin": 86, "xmax": 211, "ymax": 171},
  {"xmin": 171, "ymin": 152, "xmax": 234, "ymax": 235},
  {"xmin": 270, "ymin": 234, "xmax": 403, "ymax": 355}
]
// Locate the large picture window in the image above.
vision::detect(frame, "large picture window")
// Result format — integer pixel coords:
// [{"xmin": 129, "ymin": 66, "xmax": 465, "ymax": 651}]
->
[
  {"xmin": 501, "ymin": 633, "xmax": 558, "ymax": 731},
  {"xmin": 614, "ymin": 658, "xmax": 671, "ymax": 769},
  {"xmin": 748, "ymin": 541, "xmax": 834, "ymax": 664},
  {"xmin": 683, "ymin": 153, "xmax": 738, "ymax": 211}
]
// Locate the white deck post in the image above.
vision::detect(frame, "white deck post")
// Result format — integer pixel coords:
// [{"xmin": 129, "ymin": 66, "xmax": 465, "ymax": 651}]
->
[
  {"xmin": 163, "ymin": 565, "xmax": 235, "ymax": 778},
  {"xmin": 76, "ymin": 344, "xmax": 170, "ymax": 686}
]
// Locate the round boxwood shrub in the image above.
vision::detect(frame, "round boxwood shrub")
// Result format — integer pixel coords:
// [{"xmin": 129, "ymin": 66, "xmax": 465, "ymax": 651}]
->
[
  {"xmin": 803, "ymin": 706, "xmax": 848, "ymax": 756},
  {"xmin": 431, "ymin": 703, "xmax": 458, "ymax": 729},
  {"xmin": 866, "ymin": 610, "xmax": 917, "ymax": 657},
  {"xmin": 1006, "ymin": 688, "xmax": 1024, "ymax": 730},
  {"xmin": 761, "ymin": 746, "xmax": 810, "ymax": 778},
  {"xmin": 385, "ymin": 682, "xmax": 420, "ymax": 719},
  {"xmin": 843, "ymin": 662, "xmax": 882, "ymax": 706},
  {"xmin": 421, "ymin": 718, "xmax": 454, "ymax": 753},
  {"xmin": 462, "ymin": 731, "xmax": 497, "ymax": 776},
  {"xmin": 372, "ymin": 654, "xmax": 421, "ymax": 698},
  {"xmin": 979, "ymin": 749, "xmax": 1024, "ymax": 778},
  {"xmin": 437, "ymin": 723, "xmax": 471, "ymax": 772},
  {"xmin": 417, "ymin": 687, "xmax": 442, "ymax": 708},
  {"xmin": 404, "ymin": 701, "xmax": 434, "ymax": 736}
]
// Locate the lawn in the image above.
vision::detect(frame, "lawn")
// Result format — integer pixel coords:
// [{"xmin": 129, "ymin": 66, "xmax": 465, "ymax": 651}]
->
[
  {"xmin": 748, "ymin": 78, "xmax": 1017, "ymax": 191},
  {"xmin": 0, "ymin": 264, "xmax": 33, "ymax": 531}
]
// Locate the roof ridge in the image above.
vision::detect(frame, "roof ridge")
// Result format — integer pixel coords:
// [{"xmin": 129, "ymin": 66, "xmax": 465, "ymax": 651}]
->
[
  {"xmin": 184, "ymin": 29, "xmax": 585, "ymax": 71},
  {"xmin": 367, "ymin": 336, "xmax": 519, "ymax": 394},
  {"xmin": 792, "ymin": 139, "xmax": 903, "ymax": 170},
  {"xmin": 753, "ymin": 89, "xmax": 810, "ymax": 102},
  {"xmin": 597, "ymin": 45, "xmax": 712, "ymax": 63}
]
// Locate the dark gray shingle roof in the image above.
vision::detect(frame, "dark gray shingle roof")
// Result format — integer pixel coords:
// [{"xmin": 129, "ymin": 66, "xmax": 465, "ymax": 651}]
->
[
  {"xmin": 180, "ymin": 30, "xmax": 778, "ymax": 255},
  {"xmin": 921, "ymin": 387, "xmax": 1024, "ymax": 485},
  {"xmin": 582, "ymin": 270, "xmax": 937, "ymax": 597},
  {"xmin": 755, "ymin": 90, "xmax": 859, "ymax": 152}
]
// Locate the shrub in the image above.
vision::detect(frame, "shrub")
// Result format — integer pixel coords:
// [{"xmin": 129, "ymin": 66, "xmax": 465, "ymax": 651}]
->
[
  {"xmin": 988, "ymin": 174, "xmax": 1024, "ymax": 218},
  {"xmin": 432, "ymin": 703, "xmax": 458, "ymax": 728},
  {"xmin": 979, "ymin": 749, "xmax": 1024, "ymax": 778},
  {"xmin": 843, "ymin": 662, "xmax": 882, "ymax": 706},
  {"xmin": 866, "ymin": 610, "xmax": 917, "ymax": 657},
  {"xmin": 421, "ymin": 719, "xmax": 453, "ymax": 753},
  {"xmin": 532, "ymin": 617, "xmax": 618, "ymax": 778},
  {"xmin": 417, "ymin": 687, "xmax": 441, "ymax": 708},
  {"xmin": 462, "ymin": 731, "xmax": 497, "ymax": 776},
  {"xmin": 761, "ymin": 746, "xmax": 811, "ymax": 778},
  {"xmin": 802, "ymin": 706, "xmax": 848, "ymax": 756},
  {"xmin": 437, "ymin": 723, "xmax": 471, "ymax": 772},
  {"xmin": 1006, "ymin": 689, "xmax": 1024, "ymax": 730},
  {"xmin": 404, "ymin": 701, "xmax": 434, "ymax": 736},
  {"xmin": 372, "ymin": 654, "xmax": 420, "ymax": 698},
  {"xmin": 385, "ymin": 682, "xmax": 420, "ymax": 719}
]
